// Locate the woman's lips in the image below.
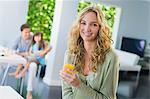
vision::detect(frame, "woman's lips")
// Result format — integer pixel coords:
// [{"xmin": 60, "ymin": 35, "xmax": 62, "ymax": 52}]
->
[{"xmin": 83, "ymin": 32, "xmax": 92, "ymax": 37}]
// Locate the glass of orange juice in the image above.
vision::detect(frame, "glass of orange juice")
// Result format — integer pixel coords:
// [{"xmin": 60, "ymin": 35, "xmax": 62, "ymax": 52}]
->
[
  {"xmin": 63, "ymin": 51, "xmax": 77, "ymax": 73},
  {"xmin": 63, "ymin": 64, "xmax": 74, "ymax": 73}
]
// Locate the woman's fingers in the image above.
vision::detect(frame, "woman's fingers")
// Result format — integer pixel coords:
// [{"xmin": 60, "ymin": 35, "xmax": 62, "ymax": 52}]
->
[
  {"xmin": 60, "ymin": 69, "xmax": 80, "ymax": 87},
  {"xmin": 59, "ymin": 69, "xmax": 75, "ymax": 83}
]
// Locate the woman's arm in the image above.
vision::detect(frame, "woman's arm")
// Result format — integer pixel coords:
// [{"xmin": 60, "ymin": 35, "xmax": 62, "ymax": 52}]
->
[
  {"xmin": 61, "ymin": 81, "xmax": 74, "ymax": 99},
  {"xmin": 39, "ymin": 42, "xmax": 52, "ymax": 57}
]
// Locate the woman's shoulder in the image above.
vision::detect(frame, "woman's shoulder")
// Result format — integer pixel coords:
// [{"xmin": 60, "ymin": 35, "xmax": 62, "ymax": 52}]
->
[
  {"xmin": 44, "ymin": 41, "xmax": 50, "ymax": 46},
  {"xmin": 65, "ymin": 50, "xmax": 73, "ymax": 57},
  {"xmin": 101, "ymin": 48, "xmax": 119, "ymax": 69},
  {"xmin": 44, "ymin": 41, "xmax": 48, "ymax": 44},
  {"xmin": 106, "ymin": 48, "xmax": 118, "ymax": 60}
]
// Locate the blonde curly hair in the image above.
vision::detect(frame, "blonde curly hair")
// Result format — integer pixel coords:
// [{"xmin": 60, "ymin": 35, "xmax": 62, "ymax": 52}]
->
[{"xmin": 68, "ymin": 5, "xmax": 112, "ymax": 73}]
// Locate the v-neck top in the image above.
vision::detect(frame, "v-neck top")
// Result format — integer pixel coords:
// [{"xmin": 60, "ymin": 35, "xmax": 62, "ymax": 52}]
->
[{"xmin": 62, "ymin": 49, "xmax": 120, "ymax": 99}]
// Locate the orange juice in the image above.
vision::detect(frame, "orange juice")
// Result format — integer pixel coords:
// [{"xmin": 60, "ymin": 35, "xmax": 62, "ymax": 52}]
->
[{"xmin": 63, "ymin": 64, "xmax": 74, "ymax": 73}]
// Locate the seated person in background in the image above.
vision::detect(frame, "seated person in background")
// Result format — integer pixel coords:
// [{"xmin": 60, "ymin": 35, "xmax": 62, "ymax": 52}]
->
[
  {"xmin": 9, "ymin": 24, "xmax": 50, "ymax": 99},
  {"xmin": 11, "ymin": 32, "xmax": 52, "ymax": 78},
  {"xmin": 12, "ymin": 24, "xmax": 32, "ymax": 57},
  {"xmin": 8, "ymin": 23, "xmax": 34, "ymax": 99},
  {"xmin": 9, "ymin": 23, "xmax": 32, "ymax": 76}
]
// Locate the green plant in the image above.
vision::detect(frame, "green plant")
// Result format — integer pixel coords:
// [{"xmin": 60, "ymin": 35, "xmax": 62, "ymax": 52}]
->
[
  {"xmin": 26, "ymin": 0, "xmax": 55, "ymax": 41},
  {"xmin": 27, "ymin": 1, "xmax": 116, "ymax": 41}
]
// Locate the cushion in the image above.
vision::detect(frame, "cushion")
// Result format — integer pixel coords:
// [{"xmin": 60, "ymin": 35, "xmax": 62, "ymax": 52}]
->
[{"xmin": 115, "ymin": 49, "xmax": 140, "ymax": 66}]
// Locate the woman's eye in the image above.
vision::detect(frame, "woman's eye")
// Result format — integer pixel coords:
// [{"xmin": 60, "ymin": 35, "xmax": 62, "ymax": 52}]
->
[
  {"xmin": 93, "ymin": 24, "xmax": 98, "ymax": 27},
  {"xmin": 80, "ymin": 22, "xmax": 86, "ymax": 25}
]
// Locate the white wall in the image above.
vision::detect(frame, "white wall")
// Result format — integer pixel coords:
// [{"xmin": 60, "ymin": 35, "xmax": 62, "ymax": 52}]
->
[
  {"xmin": 0, "ymin": 0, "xmax": 28, "ymax": 47},
  {"xmin": 100, "ymin": 1, "xmax": 150, "ymax": 48}
]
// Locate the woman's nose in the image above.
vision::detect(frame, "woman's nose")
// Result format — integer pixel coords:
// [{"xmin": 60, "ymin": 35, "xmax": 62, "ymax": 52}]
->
[{"xmin": 85, "ymin": 25, "xmax": 91, "ymax": 32}]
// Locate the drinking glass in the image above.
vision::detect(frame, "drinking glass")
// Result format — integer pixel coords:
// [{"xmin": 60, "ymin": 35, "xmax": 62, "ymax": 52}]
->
[{"xmin": 63, "ymin": 51, "xmax": 77, "ymax": 73}]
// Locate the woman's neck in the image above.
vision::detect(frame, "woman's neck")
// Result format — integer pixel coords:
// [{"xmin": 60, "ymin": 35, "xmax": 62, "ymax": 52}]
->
[
  {"xmin": 84, "ymin": 41, "xmax": 96, "ymax": 55},
  {"xmin": 35, "ymin": 42, "xmax": 39, "ymax": 44}
]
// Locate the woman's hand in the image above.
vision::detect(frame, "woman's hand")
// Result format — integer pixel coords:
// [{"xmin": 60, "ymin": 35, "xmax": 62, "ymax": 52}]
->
[
  {"xmin": 38, "ymin": 51, "xmax": 45, "ymax": 57},
  {"xmin": 59, "ymin": 68, "xmax": 80, "ymax": 87}
]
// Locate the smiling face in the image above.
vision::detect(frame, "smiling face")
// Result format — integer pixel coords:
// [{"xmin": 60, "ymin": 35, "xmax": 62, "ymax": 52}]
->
[
  {"xmin": 22, "ymin": 28, "xmax": 30, "ymax": 40},
  {"xmin": 34, "ymin": 34, "xmax": 42, "ymax": 43},
  {"xmin": 79, "ymin": 11, "xmax": 100, "ymax": 42}
]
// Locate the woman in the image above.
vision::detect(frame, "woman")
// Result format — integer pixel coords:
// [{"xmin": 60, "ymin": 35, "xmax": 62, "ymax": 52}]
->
[{"xmin": 60, "ymin": 4, "xmax": 119, "ymax": 99}]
